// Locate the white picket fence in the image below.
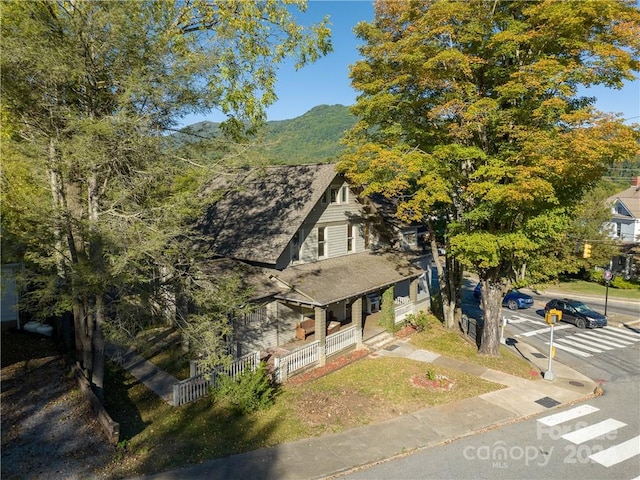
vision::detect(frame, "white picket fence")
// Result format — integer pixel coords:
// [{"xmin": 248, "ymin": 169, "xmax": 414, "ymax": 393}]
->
[
  {"xmin": 273, "ymin": 326, "xmax": 359, "ymax": 382},
  {"xmin": 173, "ymin": 350, "xmax": 260, "ymax": 406}
]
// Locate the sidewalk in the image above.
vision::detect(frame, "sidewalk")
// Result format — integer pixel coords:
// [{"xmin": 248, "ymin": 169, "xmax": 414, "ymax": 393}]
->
[{"xmin": 126, "ymin": 336, "xmax": 602, "ymax": 480}]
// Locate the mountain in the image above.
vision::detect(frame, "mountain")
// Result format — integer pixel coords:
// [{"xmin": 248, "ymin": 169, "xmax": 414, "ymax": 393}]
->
[{"xmin": 178, "ymin": 104, "xmax": 356, "ymax": 165}]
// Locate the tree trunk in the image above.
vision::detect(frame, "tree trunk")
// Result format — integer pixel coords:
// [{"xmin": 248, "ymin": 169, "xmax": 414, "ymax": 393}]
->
[
  {"xmin": 87, "ymin": 172, "xmax": 106, "ymax": 402},
  {"xmin": 478, "ymin": 277, "xmax": 503, "ymax": 356}
]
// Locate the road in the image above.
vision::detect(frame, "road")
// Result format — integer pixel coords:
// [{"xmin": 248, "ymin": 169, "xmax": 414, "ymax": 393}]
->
[{"xmin": 339, "ymin": 295, "xmax": 640, "ymax": 480}]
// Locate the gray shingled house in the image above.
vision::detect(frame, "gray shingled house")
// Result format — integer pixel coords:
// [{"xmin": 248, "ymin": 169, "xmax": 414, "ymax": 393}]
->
[{"xmin": 198, "ymin": 163, "xmax": 431, "ymax": 363}]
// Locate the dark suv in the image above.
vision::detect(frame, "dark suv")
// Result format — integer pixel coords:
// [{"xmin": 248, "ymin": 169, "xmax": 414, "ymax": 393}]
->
[{"xmin": 544, "ymin": 299, "xmax": 607, "ymax": 329}]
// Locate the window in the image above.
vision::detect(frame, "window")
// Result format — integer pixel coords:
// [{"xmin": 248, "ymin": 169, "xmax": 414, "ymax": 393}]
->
[
  {"xmin": 291, "ymin": 229, "xmax": 303, "ymax": 262},
  {"xmin": 330, "ymin": 187, "xmax": 339, "ymax": 204},
  {"xmin": 340, "ymin": 186, "xmax": 348, "ymax": 203},
  {"xmin": 347, "ymin": 223, "xmax": 354, "ymax": 252},
  {"xmin": 318, "ymin": 226, "xmax": 326, "ymax": 257},
  {"xmin": 616, "ymin": 223, "xmax": 622, "ymax": 238},
  {"xmin": 364, "ymin": 223, "xmax": 370, "ymax": 249}
]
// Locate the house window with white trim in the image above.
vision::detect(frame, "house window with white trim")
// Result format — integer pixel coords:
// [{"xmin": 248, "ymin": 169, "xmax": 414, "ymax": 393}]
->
[
  {"xmin": 318, "ymin": 226, "xmax": 326, "ymax": 258},
  {"xmin": 347, "ymin": 223, "xmax": 354, "ymax": 252},
  {"xmin": 340, "ymin": 186, "xmax": 348, "ymax": 203},
  {"xmin": 616, "ymin": 222, "xmax": 622, "ymax": 238}
]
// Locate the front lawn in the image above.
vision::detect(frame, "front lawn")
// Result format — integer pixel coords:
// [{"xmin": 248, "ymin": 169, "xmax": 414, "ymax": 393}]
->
[{"xmin": 101, "ymin": 326, "xmax": 515, "ymax": 478}]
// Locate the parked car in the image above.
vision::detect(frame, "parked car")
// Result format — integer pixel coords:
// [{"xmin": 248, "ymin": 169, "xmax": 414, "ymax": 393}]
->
[
  {"xmin": 544, "ymin": 299, "xmax": 607, "ymax": 329},
  {"xmin": 473, "ymin": 283, "xmax": 535, "ymax": 310}
]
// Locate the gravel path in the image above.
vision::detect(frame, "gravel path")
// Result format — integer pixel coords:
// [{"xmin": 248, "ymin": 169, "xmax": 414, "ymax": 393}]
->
[{"xmin": 1, "ymin": 330, "xmax": 114, "ymax": 479}]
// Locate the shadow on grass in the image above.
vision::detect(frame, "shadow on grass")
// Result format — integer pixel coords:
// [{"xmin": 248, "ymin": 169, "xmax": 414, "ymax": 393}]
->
[{"xmin": 103, "ymin": 362, "xmax": 285, "ymax": 478}]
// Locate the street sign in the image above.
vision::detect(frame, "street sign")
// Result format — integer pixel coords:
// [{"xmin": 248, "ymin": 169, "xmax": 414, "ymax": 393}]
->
[{"xmin": 604, "ymin": 269, "xmax": 613, "ymax": 282}]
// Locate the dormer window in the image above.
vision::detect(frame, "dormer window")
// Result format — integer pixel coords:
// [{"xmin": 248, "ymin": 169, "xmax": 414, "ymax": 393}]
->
[
  {"xmin": 330, "ymin": 187, "xmax": 338, "ymax": 204},
  {"xmin": 328, "ymin": 185, "xmax": 349, "ymax": 205}
]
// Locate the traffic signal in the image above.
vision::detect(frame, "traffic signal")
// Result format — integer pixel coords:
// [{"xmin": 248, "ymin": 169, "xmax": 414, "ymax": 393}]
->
[
  {"xmin": 545, "ymin": 309, "xmax": 562, "ymax": 325},
  {"xmin": 582, "ymin": 243, "xmax": 592, "ymax": 258}
]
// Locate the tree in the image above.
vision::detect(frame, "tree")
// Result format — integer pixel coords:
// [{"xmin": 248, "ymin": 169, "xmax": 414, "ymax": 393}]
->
[
  {"xmin": 1, "ymin": 0, "xmax": 331, "ymax": 399},
  {"xmin": 338, "ymin": 0, "xmax": 640, "ymax": 355}
]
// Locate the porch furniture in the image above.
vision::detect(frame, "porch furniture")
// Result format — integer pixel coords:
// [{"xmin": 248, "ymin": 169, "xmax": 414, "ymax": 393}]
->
[
  {"xmin": 296, "ymin": 319, "xmax": 315, "ymax": 340},
  {"xmin": 295, "ymin": 319, "xmax": 342, "ymax": 340}
]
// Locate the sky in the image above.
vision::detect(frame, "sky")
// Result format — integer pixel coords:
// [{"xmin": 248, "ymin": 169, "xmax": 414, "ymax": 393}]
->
[{"xmin": 181, "ymin": 0, "xmax": 640, "ymax": 127}]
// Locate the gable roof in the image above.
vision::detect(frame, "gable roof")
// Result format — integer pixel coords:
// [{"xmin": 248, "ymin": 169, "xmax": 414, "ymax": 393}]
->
[
  {"xmin": 607, "ymin": 185, "xmax": 640, "ymax": 219},
  {"xmin": 198, "ymin": 164, "xmax": 338, "ymax": 265}
]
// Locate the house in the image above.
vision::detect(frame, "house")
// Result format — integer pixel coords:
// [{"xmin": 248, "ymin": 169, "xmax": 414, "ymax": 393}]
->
[
  {"xmin": 198, "ymin": 163, "xmax": 431, "ymax": 364},
  {"xmin": 605, "ymin": 176, "xmax": 640, "ymax": 279}
]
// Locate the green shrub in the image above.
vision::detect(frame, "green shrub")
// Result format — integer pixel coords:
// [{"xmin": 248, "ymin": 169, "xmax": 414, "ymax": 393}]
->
[
  {"xmin": 378, "ymin": 287, "xmax": 398, "ymax": 332},
  {"xmin": 610, "ymin": 276, "xmax": 639, "ymax": 290},
  {"xmin": 404, "ymin": 311, "xmax": 432, "ymax": 332},
  {"xmin": 214, "ymin": 362, "xmax": 276, "ymax": 415}
]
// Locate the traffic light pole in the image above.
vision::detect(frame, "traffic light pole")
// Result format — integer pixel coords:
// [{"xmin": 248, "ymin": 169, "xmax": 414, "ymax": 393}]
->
[{"xmin": 544, "ymin": 322, "xmax": 555, "ymax": 381}]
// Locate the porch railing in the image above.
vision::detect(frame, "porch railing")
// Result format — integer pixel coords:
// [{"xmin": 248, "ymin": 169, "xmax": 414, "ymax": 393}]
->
[
  {"xmin": 394, "ymin": 302, "xmax": 415, "ymax": 324},
  {"xmin": 274, "ymin": 340, "xmax": 319, "ymax": 383},
  {"xmin": 273, "ymin": 325, "xmax": 361, "ymax": 382},
  {"xmin": 326, "ymin": 325, "xmax": 358, "ymax": 356}
]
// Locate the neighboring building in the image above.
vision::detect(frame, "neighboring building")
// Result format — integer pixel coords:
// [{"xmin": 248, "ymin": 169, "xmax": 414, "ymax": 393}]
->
[
  {"xmin": 197, "ymin": 164, "xmax": 431, "ymax": 361},
  {"xmin": 1, "ymin": 263, "xmax": 21, "ymax": 331},
  {"xmin": 605, "ymin": 176, "xmax": 640, "ymax": 279}
]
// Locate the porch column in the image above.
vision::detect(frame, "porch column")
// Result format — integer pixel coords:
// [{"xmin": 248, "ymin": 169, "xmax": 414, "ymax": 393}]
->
[
  {"xmin": 352, "ymin": 297, "xmax": 363, "ymax": 347},
  {"xmin": 410, "ymin": 278, "xmax": 418, "ymax": 302},
  {"xmin": 315, "ymin": 306, "xmax": 327, "ymax": 366}
]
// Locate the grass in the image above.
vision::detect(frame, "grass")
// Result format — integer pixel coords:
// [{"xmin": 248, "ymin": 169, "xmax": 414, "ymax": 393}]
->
[
  {"xmin": 102, "ymin": 357, "xmax": 503, "ymax": 478},
  {"xmin": 543, "ymin": 279, "xmax": 640, "ymax": 301},
  {"xmin": 101, "ymin": 321, "xmax": 521, "ymax": 478},
  {"xmin": 409, "ymin": 316, "xmax": 539, "ymax": 379}
]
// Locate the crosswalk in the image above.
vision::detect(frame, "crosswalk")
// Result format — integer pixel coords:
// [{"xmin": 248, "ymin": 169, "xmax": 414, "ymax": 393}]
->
[
  {"xmin": 537, "ymin": 404, "xmax": 640, "ymax": 469},
  {"xmin": 514, "ymin": 325, "xmax": 640, "ymax": 358}
]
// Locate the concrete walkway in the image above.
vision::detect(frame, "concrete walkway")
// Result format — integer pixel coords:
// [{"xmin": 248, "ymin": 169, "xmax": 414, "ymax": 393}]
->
[
  {"xmin": 105, "ymin": 343, "xmax": 178, "ymax": 405},
  {"xmin": 123, "ymin": 331, "xmax": 608, "ymax": 480}
]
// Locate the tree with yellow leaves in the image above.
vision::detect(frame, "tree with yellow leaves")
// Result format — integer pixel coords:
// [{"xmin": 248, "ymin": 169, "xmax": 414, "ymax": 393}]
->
[{"xmin": 339, "ymin": 0, "xmax": 639, "ymax": 355}]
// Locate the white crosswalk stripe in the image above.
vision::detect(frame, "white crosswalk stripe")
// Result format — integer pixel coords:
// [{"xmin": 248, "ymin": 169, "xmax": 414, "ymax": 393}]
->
[
  {"xmin": 517, "ymin": 324, "xmax": 572, "ymax": 337},
  {"xmin": 554, "ymin": 337, "xmax": 604, "ymax": 353},
  {"xmin": 546, "ymin": 341, "xmax": 592, "ymax": 357},
  {"xmin": 559, "ymin": 335, "xmax": 614, "ymax": 350},
  {"xmin": 596, "ymin": 328, "xmax": 640, "ymax": 342},
  {"xmin": 574, "ymin": 332, "xmax": 630, "ymax": 348},
  {"xmin": 589, "ymin": 435, "xmax": 640, "ymax": 468},
  {"xmin": 537, "ymin": 405, "xmax": 640, "ymax": 469},
  {"xmin": 531, "ymin": 326, "xmax": 640, "ymax": 358},
  {"xmin": 561, "ymin": 419, "xmax": 627, "ymax": 444},
  {"xmin": 537, "ymin": 405, "xmax": 599, "ymax": 426}
]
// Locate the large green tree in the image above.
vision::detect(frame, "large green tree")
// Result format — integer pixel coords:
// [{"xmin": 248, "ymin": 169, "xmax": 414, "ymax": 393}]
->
[
  {"xmin": 338, "ymin": 0, "xmax": 639, "ymax": 355},
  {"xmin": 1, "ymin": 0, "xmax": 331, "ymax": 398}
]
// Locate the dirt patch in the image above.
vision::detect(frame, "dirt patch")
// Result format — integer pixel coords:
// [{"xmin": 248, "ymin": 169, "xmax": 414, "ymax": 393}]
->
[{"xmin": 1, "ymin": 330, "xmax": 114, "ymax": 479}]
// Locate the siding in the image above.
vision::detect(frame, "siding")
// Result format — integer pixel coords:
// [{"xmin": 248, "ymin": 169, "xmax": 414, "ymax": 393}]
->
[
  {"xmin": 234, "ymin": 301, "xmax": 300, "ymax": 354},
  {"xmin": 278, "ymin": 181, "xmax": 369, "ymax": 267}
]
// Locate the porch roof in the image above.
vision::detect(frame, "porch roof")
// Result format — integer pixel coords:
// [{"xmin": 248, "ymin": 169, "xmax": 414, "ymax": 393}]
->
[{"xmin": 269, "ymin": 250, "xmax": 424, "ymax": 306}]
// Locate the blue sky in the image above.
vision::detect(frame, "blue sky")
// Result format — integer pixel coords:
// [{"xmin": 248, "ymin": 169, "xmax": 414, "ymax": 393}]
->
[{"xmin": 181, "ymin": 0, "xmax": 639, "ymax": 126}]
